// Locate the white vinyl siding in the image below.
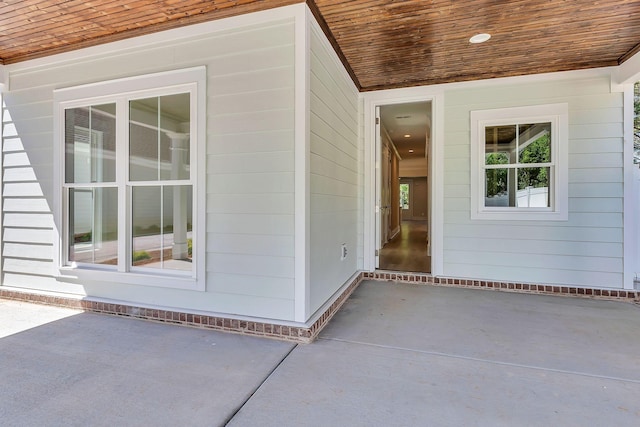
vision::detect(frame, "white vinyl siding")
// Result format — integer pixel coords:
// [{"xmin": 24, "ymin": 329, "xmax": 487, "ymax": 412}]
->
[
  {"xmin": 443, "ymin": 75, "xmax": 624, "ymax": 288},
  {"xmin": 2, "ymin": 14, "xmax": 298, "ymax": 320},
  {"xmin": 308, "ymin": 20, "xmax": 360, "ymax": 314},
  {"xmin": 2, "ymin": 89, "xmax": 60, "ymax": 291}
]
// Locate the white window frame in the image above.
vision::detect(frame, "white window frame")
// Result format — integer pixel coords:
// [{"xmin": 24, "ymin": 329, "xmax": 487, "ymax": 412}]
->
[
  {"xmin": 53, "ymin": 67, "xmax": 206, "ymax": 291},
  {"xmin": 470, "ymin": 103, "xmax": 568, "ymax": 221}
]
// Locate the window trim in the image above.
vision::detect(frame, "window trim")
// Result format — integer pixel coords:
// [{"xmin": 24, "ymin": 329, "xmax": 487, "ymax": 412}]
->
[
  {"xmin": 470, "ymin": 103, "xmax": 568, "ymax": 221},
  {"xmin": 53, "ymin": 67, "xmax": 206, "ymax": 291}
]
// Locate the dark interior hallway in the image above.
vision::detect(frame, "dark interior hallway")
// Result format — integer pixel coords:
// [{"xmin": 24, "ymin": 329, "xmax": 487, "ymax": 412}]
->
[{"xmin": 379, "ymin": 220, "xmax": 430, "ymax": 273}]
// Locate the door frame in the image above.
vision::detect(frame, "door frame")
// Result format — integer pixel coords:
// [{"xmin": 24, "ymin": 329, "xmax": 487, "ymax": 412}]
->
[
  {"xmin": 363, "ymin": 89, "xmax": 444, "ymax": 275},
  {"xmin": 380, "ymin": 139, "xmax": 391, "ymax": 245}
]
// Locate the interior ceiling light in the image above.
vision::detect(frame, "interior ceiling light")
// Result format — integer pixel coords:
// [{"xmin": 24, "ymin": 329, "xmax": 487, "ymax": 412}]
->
[
  {"xmin": 404, "ymin": 134, "xmax": 411, "ymax": 138},
  {"xmin": 409, "ymin": 149, "xmax": 414, "ymax": 153},
  {"xmin": 469, "ymin": 33, "xmax": 491, "ymax": 44}
]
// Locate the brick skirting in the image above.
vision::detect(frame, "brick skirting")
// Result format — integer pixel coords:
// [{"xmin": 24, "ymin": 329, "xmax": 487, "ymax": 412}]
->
[
  {"xmin": 2, "ymin": 272, "xmax": 636, "ymax": 343},
  {"xmin": 0, "ymin": 272, "xmax": 364, "ymax": 344},
  {"xmin": 367, "ymin": 271, "xmax": 640, "ymax": 302}
]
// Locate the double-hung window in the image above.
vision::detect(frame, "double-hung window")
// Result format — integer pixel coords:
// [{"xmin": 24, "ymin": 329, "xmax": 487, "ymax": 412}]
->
[
  {"xmin": 470, "ymin": 103, "xmax": 568, "ymax": 221},
  {"xmin": 54, "ymin": 67, "xmax": 206, "ymax": 290}
]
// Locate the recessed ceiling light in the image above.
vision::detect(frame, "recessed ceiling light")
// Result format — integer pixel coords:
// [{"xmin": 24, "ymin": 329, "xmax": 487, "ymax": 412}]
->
[
  {"xmin": 404, "ymin": 134, "xmax": 411, "ymax": 138},
  {"xmin": 409, "ymin": 149, "xmax": 414, "ymax": 153},
  {"xmin": 469, "ymin": 33, "xmax": 491, "ymax": 44}
]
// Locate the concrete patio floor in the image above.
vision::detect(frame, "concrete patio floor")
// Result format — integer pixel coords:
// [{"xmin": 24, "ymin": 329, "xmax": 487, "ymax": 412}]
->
[{"xmin": 2, "ymin": 280, "xmax": 640, "ymax": 426}]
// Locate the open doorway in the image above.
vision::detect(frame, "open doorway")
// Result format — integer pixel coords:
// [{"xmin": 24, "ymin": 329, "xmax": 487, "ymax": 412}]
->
[{"xmin": 377, "ymin": 101, "xmax": 431, "ymax": 273}]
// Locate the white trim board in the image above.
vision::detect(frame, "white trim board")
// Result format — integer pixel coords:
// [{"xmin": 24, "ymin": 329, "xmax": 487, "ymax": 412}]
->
[
  {"xmin": 363, "ymin": 91, "xmax": 444, "ymax": 276},
  {"xmin": 615, "ymin": 50, "xmax": 640, "ymax": 86},
  {"xmin": 469, "ymin": 103, "xmax": 569, "ymax": 221},
  {"xmin": 293, "ymin": 6, "xmax": 310, "ymax": 322},
  {"xmin": 623, "ymin": 83, "xmax": 636, "ymax": 290},
  {"xmin": 363, "ymin": 67, "xmax": 618, "ymax": 99},
  {"xmin": 52, "ymin": 66, "xmax": 207, "ymax": 292}
]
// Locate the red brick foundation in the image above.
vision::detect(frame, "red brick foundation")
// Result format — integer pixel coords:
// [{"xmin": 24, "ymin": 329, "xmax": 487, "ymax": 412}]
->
[
  {"xmin": 366, "ymin": 271, "xmax": 640, "ymax": 302},
  {"xmin": 0, "ymin": 273, "xmax": 365, "ymax": 344},
  {"xmin": 2, "ymin": 272, "xmax": 637, "ymax": 343}
]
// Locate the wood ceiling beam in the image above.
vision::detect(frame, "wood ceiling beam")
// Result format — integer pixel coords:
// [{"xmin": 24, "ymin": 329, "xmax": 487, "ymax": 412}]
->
[{"xmin": 620, "ymin": 41, "xmax": 640, "ymax": 64}]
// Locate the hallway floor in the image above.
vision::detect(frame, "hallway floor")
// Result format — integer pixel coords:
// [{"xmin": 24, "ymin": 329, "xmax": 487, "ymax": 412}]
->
[
  {"xmin": 2, "ymin": 282, "xmax": 640, "ymax": 426},
  {"xmin": 379, "ymin": 220, "xmax": 430, "ymax": 273}
]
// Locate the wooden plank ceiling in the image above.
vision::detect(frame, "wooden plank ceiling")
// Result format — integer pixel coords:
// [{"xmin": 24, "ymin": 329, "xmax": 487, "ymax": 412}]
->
[{"xmin": 0, "ymin": 0, "xmax": 639, "ymax": 91}]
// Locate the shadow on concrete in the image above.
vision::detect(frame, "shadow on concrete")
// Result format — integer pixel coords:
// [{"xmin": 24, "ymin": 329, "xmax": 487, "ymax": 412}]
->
[{"xmin": 0, "ymin": 309, "xmax": 294, "ymax": 426}]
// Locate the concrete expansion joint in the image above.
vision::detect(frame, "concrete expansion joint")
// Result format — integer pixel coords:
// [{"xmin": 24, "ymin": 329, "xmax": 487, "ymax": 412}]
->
[
  {"xmin": 320, "ymin": 337, "xmax": 640, "ymax": 385},
  {"xmin": 223, "ymin": 343, "xmax": 298, "ymax": 425}
]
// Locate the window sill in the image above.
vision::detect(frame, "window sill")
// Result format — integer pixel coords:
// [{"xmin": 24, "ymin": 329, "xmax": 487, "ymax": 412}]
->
[{"xmin": 56, "ymin": 266, "xmax": 205, "ymax": 291}]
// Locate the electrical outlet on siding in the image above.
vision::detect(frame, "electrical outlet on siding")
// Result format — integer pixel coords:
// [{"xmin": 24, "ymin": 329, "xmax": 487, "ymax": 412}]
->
[{"xmin": 340, "ymin": 243, "xmax": 348, "ymax": 261}]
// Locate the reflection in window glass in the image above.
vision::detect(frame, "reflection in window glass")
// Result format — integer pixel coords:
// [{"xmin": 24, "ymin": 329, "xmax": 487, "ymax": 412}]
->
[
  {"xmin": 65, "ymin": 104, "xmax": 116, "ymax": 184},
  {"xmin": 485, "ymin": 152, "xmax": 509, "ymax": 165},
  {"xmin": 518, "ymin": 123, "xmax": 551, "ymax": 164},
  {"xmin": 517, "ymin": 167, "xmax": 550, "ymax": 207},
  {"xmin": 484, "ymin": 169, "xmax": 509, "ymax": 207},
  {"xmin": 129, "ymin": 93, "xmax": 190, "ymax": 181},
  {"xmin": 485, "ymin": 125, "xmax": 516, "ymax": 165},
  {"xmin": 132, "ymin": 185, "xmax": 193, "ymax": 271},
  {"xmin": 68, "ymin": 187, "xmax": 118, "ymax": 265},
  {"xmin": 484, "ymin": 122, "xmax": 552, "ymax": 208}
]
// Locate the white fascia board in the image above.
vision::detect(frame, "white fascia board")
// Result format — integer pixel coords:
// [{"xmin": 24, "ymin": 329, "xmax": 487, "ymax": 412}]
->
[
  {"xmin": 0, "ymin": 65, "xmax": 6, "ymax": 91},
  {"xmin": 4, "ymin": 3, "xmax": 305, "ymax": 74},
  {"xmin": 363, "ymin": 85, "xmax": 445, "ymax": 103},
  {"xmin": 364, "ymin": 66, "xmax": 616, "ymax": 100},
  {"xmin": 614, "ymin": 50, "xmax": 640, "ymax": 87}
]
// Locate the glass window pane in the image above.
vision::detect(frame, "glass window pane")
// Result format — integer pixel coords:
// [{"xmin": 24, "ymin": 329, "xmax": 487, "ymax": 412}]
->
[
  {"xmin": 400, "ymin": 183, "xmax": 410, "ymax": 210},
  {"xmin": 485, "ymin": 168, "xmax": 509, "ymax": 206},
  {"xmin": 518, "ymin": 123, "xmax": 551, "ymax": 164},
  {"xmin": 517, "ymin": 167, "xmax": 550, "ymax": 207},
  {"xmin": 68, "ymin": 187, "xmax": 118, "ymax": 265},
  {"xmin": 132, "ymin": 186, "xmax": 162, "ymax": 267},
  {"xmin": 132, "ymin": 185, "xmax": 193, "ymax": 271},
  {"xmin": 160, "ymin": 93, "xmax": 191, "ymax": 181},
  {"xmin": 485, "ymin": 125, "xmax": 516, "ymax": 165},
  {"xmin": 129, "ymin": 93, "xmax": 190, "ymax": 181},
  {"xmin": 130, "ymin": 98, "xmax": 159, "ymax": 181},
  {"xmin": 485, "ymin": 152, "xmax": 509, "ymax": 165},
  {"xmin": 65, "ymin": 104, "xmax": 116, "ymax": 183}
]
